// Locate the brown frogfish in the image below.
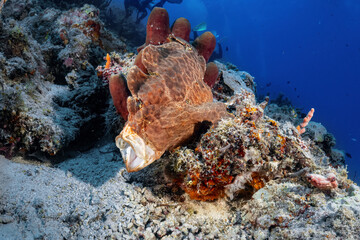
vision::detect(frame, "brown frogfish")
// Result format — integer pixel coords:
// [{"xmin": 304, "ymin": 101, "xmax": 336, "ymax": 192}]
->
[{"xmin": 116, "ymin": 38, "xmax": 229, "ymax": 172}]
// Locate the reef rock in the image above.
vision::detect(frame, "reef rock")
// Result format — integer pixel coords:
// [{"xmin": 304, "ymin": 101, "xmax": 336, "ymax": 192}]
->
[
  {"xmin": 0, "ymin": 3, "xmax": 126, "ymax": 158},
  {"xmin": 216, "ymin": 61, "xmax": 256, "ymax": 94},
  {"xmin": 169, "ymin": 86, "xmax": 349, "ymax": 201}
]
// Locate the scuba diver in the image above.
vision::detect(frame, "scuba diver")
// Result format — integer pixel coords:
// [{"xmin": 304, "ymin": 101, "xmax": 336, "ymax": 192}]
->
[
  {"xmin": 124, "ymin": 0, "xmax": 153, "ymax": 23},
  {"xmin": 124, "ymin": 0, "xmax": 183, "ymax": 23},
  {"xmin": 152, "ymin": 0, "xmax": 183, "ymax": 8}
]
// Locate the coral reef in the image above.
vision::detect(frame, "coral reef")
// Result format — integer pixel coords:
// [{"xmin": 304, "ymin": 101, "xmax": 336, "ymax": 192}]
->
[
  {"xmin": 0, "ymin": 3, "xmax": 126, "ymax": 157},
  {"xmin": 167, "ymin": 69, "xmax": 348, "ymax": 201},
  {"xmin": 96, "ymin": 50, "xmax": 137, "ymax": 121},
  {"xmin": 1, "ymin": 3, "xmax": 358, "ymax": 240},
  {"xmin": 265, "ymin": 103, "xmax": 345, "ymax": 167},
  {"xmin": 214, "ymin": 61, "xmax": 256, "ymax": 98},
  {"xmin": 169, "ymin": 89, "xmax": 310, "ymax": 200},
  {"xmin": 101, "ymin": 8, "xmax": 349, "ymax": 200}
]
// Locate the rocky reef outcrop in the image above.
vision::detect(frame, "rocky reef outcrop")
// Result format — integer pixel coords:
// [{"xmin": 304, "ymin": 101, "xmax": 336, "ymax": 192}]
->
[
  {"xmin": 0, "ymin": 2, "xmax": 125, "ymax": 157},
  {"xmin": 104, "ymin": 8, "xmax": 350, "ymax": 203}
]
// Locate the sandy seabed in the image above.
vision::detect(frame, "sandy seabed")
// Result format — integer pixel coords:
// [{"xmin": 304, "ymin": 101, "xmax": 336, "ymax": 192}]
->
[{"xmin": 0, "ymin": 139, "xmax": 241, "ymax": 240}]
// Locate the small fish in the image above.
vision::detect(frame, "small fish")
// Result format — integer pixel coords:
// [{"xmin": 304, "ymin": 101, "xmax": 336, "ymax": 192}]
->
[
  {"xmin": 345, "ymin": 153, "xmax": 352, "ymax": 158},
  {"xmin": 287, "ymin": 81, "xmax": 290, "ymax": 84},
  {"xmin": 193, "ymin": 22, "xmax": 207, "ymax": 32},
  {"xmin": 291, "ymin": 109, "xmax": 298, "ymax": 118},
  {"xmin": 297, "ymin": 95, "xmax": 300, "ymax": 98},
  {"xmin": 294, "ymin": 88, "xmax": 297, "ymax": 91},
  {"xmin": 266, "ymin": 82, "xmax": 271, "ymax": 87},
  {"xmin": 351, "ymin": 138, "xmax": 357, "ymax": 142},
  {"xmin": 226, "ymin": 46, "xmax": 229, "ymax": 51}
]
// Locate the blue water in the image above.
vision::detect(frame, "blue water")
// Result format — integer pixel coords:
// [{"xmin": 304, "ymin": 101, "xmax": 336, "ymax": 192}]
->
[{"xmin": 118, "ymin": 0, "xmax": 360, "ymax": 184}]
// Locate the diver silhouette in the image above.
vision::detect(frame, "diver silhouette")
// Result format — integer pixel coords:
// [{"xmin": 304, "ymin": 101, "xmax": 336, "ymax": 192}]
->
[
  {"xmin": 124, "ymin": 0, "xmax": 183, "ymax": 23},
  {"xmin": 124, "ymin": 0, "xmax": 153, "ymax": 24},
  {"xmin": 152, "ymin": 0, "xmax": 183, "ymax": 8}
]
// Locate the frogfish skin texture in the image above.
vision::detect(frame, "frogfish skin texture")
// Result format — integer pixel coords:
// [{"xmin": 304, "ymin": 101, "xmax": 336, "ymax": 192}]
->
[{"xmin": 116, "ymin": 39, "xmax": 229, "ymax": 172}]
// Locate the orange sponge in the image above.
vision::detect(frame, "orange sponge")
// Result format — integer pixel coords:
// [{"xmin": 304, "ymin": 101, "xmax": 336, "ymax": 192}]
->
[
  {"xmin": 105, "ymin": 53, "xmax": 111, "ymax": 69},
  {"xmin": 297, "ymin": 108, "xmax": 315, "ymax": 134}
]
